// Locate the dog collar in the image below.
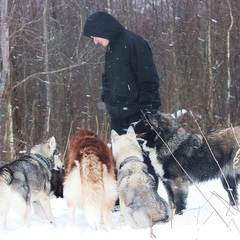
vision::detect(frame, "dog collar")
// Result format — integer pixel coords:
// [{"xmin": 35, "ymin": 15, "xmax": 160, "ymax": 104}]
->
[
  {"xmin": 119, "ymin": 156, "xmax": 141, "ymax": 169},
  {"xmin": 34, "ymin": 153, "xmax": 53, "ymax": 169}
]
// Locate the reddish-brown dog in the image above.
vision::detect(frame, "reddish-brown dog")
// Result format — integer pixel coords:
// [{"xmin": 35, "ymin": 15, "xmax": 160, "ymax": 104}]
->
[{"xmin": 63, "ymin": 129, "xmax": 117, "ymax": 230}]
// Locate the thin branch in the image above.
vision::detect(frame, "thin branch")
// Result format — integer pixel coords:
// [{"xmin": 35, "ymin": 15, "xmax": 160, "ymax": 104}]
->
[{"xmin": 62, "ymin": 120, "xmax": 73, "ymax": 164}]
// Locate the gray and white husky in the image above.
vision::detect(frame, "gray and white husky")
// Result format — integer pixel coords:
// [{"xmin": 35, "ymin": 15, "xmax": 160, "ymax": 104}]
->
[
  {"xmin": 0, "ymin": 137, "xmax": 59, "ymax": 229},
  {"xmin": 111, "ymin": 126, "xmax": 170, "ymax": 229}
]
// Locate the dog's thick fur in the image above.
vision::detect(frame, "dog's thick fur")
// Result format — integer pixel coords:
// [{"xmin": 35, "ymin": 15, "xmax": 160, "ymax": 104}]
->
[
  {"xmin": 0, "ymin": 155, "xmax": 64, "ymax": 199},
  {"xmin": 50, "ymin": 154, "xmax": 65, "ymax": 198},
  {"xmin": 63, "ymin": 129, "xmax": 117, "ymax": 230},
  {"xmin": 50, "ymin": 168, "xmax": 65, "ymax": 198},
  {"xmin": 234, "ymin": 148, "xmax": 240, "ymax": 170},
  {"xmin": 0, "ymin": 137, "xmax": 58, "ymax": 229},
  {"xmin": 135, "ymin": 112, "xmax": 240, "ymax": 214},
  {"xmin": 111, "ymin": 126, "xmax": 170, "ymax": 229}
]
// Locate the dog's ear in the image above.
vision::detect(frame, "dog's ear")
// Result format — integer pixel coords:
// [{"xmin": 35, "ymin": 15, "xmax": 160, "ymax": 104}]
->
[
  {"xmin": 127, "ymin": 126, "xmax": 136, "ymax": 138},
  {"xmin": 111, "ymin": 129, "xmax": 119, "ymax": 139},
  {"xmin": 148, "ymin": 112, "xmax": 161, "ymax": 129},
  {"xmin": 48, "ymin": 136, "xmax": 57, "ymax": 149}
]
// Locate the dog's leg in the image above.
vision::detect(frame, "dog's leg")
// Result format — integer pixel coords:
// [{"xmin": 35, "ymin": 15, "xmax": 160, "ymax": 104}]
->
[
  {"xmin": 32, "ymin": 201, "xmax": 47, "ymax": 219},
  {"xmin": 124, "ymin": 207, "xmax": 139, "ymax": 229},
  {"xmin": 21, "ymin": 202, "xmax": 31, "ymax": 226},
  {"xmin": 0, "ymin": 193, "xmax": 10, "ymax": 229},
  {"xmin": 102, "ymin": 172, "xmax": 117, "ymax": 230},
  {"xmin": 221, "ymin": 175, "xmax": 239, "ymax": 206},
  {"xmin": 0, "ymin": 208, "xmax": 9, "ymax": 230},
  {"xmin": 102, "ymin": 210, "xmax": 114, "ymax": 230},
  {"xmin": 162, "ymin": 179, "xmax": 175, "ymax": 208},
  {"xmin": 38, "ymin": 194, "xmax": 56, "ymax": 226},
  {"xmin": 165, "ymin": 177, "xmax": 190, "ymax": 214},
  {"xmin": 63, "ymin": 169, "xmax": 82, "ymax": 226},
  {"xmin": 66, "ymin": 204, "xmax": 76, "ymax": 226},
  {"xmin": 10, "ymin": 190, "xmax": 31, "ymax": 227},
  {"xmin": 118, "ymin": 199, "xmax": 126, "ymax": 223},
  {"xmin": 125, "ymin": 206, "xmax": 150, "ymax": 229},
  {"xmin": 102, "ymin": 199, "xmax": 116, "ymax": 230}
]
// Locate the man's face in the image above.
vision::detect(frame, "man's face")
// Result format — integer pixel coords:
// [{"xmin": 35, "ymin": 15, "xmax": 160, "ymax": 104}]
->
[{"xmin": 91, "ymin": 36, "xmax": 109, "ymax": 46}]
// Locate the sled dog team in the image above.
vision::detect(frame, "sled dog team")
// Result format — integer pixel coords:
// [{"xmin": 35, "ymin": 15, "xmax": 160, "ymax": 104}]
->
[{"xmin": 0, "ymin": 111, "xmax": 240, "ymax": 230}]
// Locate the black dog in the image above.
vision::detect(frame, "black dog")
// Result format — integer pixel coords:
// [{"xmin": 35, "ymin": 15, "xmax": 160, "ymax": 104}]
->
[
  {"xmin": 134, "ymin": 111, "xmax": 240, "ymax": 214},
  {"xmin": 50, "ymin": 167, "xmax": 65, "ymax": 198}
]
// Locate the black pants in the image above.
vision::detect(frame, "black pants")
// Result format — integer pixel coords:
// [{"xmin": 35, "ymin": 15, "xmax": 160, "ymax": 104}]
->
[{"xmin": 110, "ymin": 113, "xmax": 146, "ymax": 135}]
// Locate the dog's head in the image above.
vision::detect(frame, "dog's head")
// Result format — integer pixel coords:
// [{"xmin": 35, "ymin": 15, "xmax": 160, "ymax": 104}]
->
[
  {"xmin": 111, "ymin": 126, "xmax": 143, "ymax": 170},
  {"xmin": 30, "ymin": 136, "xmax": 58, "ymax": 159},
  {"xmin": 133, "ymin": 112, "xmax": 180, "ymax": 148}
]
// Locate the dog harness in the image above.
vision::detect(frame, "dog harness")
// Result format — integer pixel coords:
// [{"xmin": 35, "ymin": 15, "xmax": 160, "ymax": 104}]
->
[{"xmin": 119, "ymin": 156, "xmax": 142, "ymax": 169}]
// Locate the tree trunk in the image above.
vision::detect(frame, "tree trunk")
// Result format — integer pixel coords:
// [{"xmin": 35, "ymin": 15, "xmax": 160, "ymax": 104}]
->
[
  {"xmin": 167, "ymin": 0, "xmax": 180, "ymax": 112},
  {"xmin": 6, "ymin": 98, "xmax": 15, "ymax": 161},
  {"xmin": 43, "ymin": 0, "xmax": 51, "ymax": 139},
  {"xmin": 226, "ymin": 0, "xmax": 233, "ymax": 126},
  {"xmin": 207, "ymin": 0, "xmax": 214, "ymax": 125},
  {"xmin": 0, "ymin": 0, "xmax": 9, "ymax": 100},
  {"xmin": 1, "ymin": 0, "xmax": 15, "ymax": 161}
]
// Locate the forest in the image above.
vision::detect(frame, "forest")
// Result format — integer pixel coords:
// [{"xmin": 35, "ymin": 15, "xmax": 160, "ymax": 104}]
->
[{"xmin": 0, "ymin": 0, "xmax": 240, "ymax": 161}]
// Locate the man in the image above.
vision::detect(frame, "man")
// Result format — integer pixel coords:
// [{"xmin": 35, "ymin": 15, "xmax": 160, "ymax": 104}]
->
[{"xmin": 83, "ymin": 11, "xmax": 161, "ymax": 135}]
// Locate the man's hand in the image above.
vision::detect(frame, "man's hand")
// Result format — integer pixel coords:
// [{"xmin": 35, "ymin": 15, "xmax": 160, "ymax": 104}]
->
[{"xmin": 141, "ymin": 109, "xmax": 152, "ymax": 127}]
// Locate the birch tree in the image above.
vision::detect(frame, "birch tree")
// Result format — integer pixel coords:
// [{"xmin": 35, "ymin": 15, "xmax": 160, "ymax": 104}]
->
[
  {"xmin": 43, "ymin": 0, "xmax": 51, "ymax": 138},
  {"xmin": 1, "ymin": 0, "xmax": 15, "ymax": 160},
  {"xmin": 0, "ymin": 0, "xmax": 9, "ymax": 101},
  {"xmin": 226, "ymin": 0, "xmax": 233, "ymax": 126}
]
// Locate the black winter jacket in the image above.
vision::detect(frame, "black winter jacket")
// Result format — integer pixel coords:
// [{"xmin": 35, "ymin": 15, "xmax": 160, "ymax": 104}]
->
[{"xmin": 84, "ymin": 11, "xmax": 161, "ymax": 120}]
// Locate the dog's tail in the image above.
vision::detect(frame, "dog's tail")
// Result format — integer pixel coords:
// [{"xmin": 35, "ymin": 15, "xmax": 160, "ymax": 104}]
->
[
  {"xmin": 0, "ymin": 167, "xmax": 12, "ymax": 185},
  {"xmin": 80, "ymin": 153, "xmax": 106, "ymax": 229},
  {"xmin": 0, "ymin": 167, "xmax": 12, "ymax": 209}
]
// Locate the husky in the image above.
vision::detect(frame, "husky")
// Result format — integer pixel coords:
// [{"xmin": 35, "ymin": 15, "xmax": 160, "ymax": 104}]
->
[
  {"xmin": 0, "ymin": 137, "xmax": 58, "ymax": 229},
  {"xmin": 134, "ymin": 111, "xmax": 240, "ymax": 214},
  {"xmin": 63, "ymin": 129, "xmax": 117, "ymax": 230},
  {"xmin": 111, "ymin": 126, "xmax": 170, "ymax": 229},
  {"xmin": 0, "ymin": 154, "xmax": 64, "ymax": 199}
]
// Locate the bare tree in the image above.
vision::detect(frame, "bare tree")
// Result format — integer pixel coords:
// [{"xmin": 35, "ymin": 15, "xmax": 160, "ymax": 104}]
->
[
  {"xmin": 0, "ymin": 0, "xmax": 240, "ymax": 161},
  {"xmin": 43, "ymin": 0, "xmax": 51, "ymax": 138},
  {"xmin": 1, "ymin": 0, "xmax": 15, "ymax": 160},
  {"xmin": 226, "ymin": 0, "xmax": 233, "ymax": 126},
  {"xmin": 0, "ymin": 0, "xmax": 8, "ymax": 101},
  {"xmin": 206, "ymin": 0, "xmax": 214, "ymax": 125}
]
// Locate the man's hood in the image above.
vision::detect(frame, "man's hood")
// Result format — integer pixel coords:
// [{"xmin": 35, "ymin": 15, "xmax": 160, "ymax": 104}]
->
[{"xmin": 83, "ymin": 11, "xmax": 125, "ymax": 43}]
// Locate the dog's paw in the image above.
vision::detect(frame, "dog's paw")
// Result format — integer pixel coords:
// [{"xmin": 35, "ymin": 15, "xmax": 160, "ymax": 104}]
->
[
  {"xmin": 175, "ymin": 209, "xmax": 184, "ymax": 215},
  {"xmin": 112, "ymin": 204, "xmax": 120, "ymax": 212}
]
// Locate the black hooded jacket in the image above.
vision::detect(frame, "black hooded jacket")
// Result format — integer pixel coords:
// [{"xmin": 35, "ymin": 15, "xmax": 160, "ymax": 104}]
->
[{"xmin": 84, "ymin": 11, "xmax": 161, "ymax": 120}]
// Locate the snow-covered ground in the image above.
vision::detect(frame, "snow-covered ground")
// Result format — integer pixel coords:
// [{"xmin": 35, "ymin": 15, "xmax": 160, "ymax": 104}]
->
[{"xmin": 1, "ymin": 179, "xmax": 240, "ymax": 240}]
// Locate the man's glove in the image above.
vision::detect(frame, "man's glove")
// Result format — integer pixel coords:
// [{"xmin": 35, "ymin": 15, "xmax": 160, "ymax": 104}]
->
[{"xmin": 140, "ymin": 104, "xmax": 153, "ymax": 127}]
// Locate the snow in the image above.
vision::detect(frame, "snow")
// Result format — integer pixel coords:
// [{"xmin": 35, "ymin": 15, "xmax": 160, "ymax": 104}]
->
[{"xmin": 1, "ymin": 179, "xmax": 240, "ymax": 240}]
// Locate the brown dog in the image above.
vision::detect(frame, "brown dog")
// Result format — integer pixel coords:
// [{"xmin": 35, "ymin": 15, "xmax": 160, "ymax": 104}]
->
[{"xmin": 63, "ymin": 129, "xmax": 117, "ymax": 230}]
